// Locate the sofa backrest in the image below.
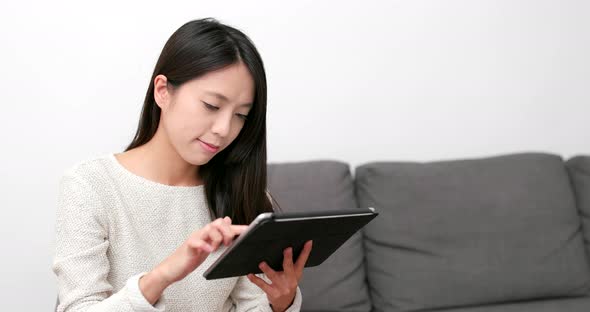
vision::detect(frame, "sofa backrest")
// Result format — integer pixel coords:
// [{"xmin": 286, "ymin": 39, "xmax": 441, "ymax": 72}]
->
[{"xmin": 354, "ymin": 153, "xmax": 590, "ymax": 311}]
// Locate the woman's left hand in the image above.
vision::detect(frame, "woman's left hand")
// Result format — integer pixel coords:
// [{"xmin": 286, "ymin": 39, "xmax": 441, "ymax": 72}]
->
[{"xmin": 247, "ymin": 240, "xmax": 313, "ymax": 312}]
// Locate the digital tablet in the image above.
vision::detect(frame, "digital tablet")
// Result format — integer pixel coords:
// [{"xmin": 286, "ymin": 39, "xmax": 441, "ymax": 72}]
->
[{"xmin": 203, "ymin": 207, "xmax": 378, "ymax": 280}]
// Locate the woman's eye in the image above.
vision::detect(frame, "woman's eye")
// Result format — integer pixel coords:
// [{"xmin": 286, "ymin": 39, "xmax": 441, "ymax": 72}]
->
[
  {"xmin": 236, "ymin": 114, "xmax": 248, "ymax": 121},
  {"xmin": 202, "ymin": 102, "xmax": 219, "ymax": 110}
]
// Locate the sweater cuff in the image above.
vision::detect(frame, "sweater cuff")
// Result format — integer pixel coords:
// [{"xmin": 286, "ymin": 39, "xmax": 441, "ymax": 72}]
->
[{"xmin": 126, "ymin": 272, "xmax": 166, "ymax": 312}]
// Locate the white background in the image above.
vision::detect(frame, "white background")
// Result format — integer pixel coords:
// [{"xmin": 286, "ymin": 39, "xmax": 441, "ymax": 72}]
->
[{"xmin": 0, "ymin": 0, "xmax": 588, "ymax": 310}]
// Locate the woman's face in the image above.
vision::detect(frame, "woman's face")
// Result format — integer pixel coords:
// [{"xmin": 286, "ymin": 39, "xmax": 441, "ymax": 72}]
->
[{"xmin": 155, "ymin": 62, "xmax": 255, "ymax": 166}]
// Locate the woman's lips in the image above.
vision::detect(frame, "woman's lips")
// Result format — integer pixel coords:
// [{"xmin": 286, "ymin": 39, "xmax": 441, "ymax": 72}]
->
[{"xmin": 198, "ymin": 139, "xmax": 220, "ymax": 153}]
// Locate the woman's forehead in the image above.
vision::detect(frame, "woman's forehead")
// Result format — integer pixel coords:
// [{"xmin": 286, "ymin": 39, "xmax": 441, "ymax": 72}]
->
[{"xmin": 182, "ymin": 63, "xmax": 255, "ymax": 105}]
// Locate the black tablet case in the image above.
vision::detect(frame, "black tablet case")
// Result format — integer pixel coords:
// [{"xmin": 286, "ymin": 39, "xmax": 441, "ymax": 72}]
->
[{"xmin": 203, "ymin": 208, "xmax": 378, "ymax": 280}]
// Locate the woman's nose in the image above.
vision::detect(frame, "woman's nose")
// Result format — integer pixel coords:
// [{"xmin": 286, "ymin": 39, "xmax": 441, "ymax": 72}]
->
[{"xmin": 211, "ymin": 113, "xmax": 232, "ymax": 138}]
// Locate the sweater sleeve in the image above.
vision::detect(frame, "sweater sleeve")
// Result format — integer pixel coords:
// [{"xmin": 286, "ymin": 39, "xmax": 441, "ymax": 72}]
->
[
  {"xmin": 229, "ymin": 274, "xmax": 302, "ymax": 312},
  {"xmin": 52, "ymin": 170, "xmax": 165, "ymax": 312}
]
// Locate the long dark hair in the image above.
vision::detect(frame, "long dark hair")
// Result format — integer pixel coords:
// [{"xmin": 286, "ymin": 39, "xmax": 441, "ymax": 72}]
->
[{"xmin": 125, "ymin": 18, "xmax": 274, "ymax": 224}]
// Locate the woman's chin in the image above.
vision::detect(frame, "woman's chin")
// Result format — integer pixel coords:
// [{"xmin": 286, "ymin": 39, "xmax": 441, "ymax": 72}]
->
[{"xmin": 180, "ymin": 150, "xmax": 215, "ymax": 166}]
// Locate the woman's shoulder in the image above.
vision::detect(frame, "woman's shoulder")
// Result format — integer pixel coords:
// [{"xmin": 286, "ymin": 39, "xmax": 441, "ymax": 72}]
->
[{"xmin": 60, "ymin": 153, "xmax": 116, "ymax": 189}]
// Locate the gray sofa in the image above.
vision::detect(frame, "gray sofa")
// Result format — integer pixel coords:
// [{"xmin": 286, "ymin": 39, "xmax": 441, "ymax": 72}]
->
[{"xmin": 267, "ymin": 153, "xmax": 590, "ymax": 312}]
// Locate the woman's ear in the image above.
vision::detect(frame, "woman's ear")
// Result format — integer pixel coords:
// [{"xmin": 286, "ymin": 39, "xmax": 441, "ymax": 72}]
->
[{"xmin": 153, "ymin": 74, "xmax": 171, "ymax": 110}]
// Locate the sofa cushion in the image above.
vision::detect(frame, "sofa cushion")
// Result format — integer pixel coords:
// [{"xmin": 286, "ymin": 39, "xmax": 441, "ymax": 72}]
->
[
  {"xmin": 566, "ymin": 156, "xmax": 590, "ymax": 265},
  {"xmin": 431, "ymin": 297, "xmax": 590, "ymax": 312},
  {"xmin": 355, "ymin": 153, "xmax": 590, "ymax": 312},
  {"xmin": 267, "ymin": 161, "xmax": 371, "ymax": 312}
]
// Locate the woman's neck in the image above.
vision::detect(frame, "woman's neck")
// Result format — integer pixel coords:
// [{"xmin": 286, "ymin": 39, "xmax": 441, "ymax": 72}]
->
[{"xmin": 117, "ymin": 128, "xmax": 202, "ymax": 187}]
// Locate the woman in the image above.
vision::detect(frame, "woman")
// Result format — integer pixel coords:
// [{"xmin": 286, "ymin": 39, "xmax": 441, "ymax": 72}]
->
[{"xmin": 52, "ymin": 18, "xmax": 312, "ymax": 312}]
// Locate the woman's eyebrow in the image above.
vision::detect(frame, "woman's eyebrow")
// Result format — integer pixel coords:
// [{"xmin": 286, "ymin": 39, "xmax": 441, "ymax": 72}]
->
[
  {"xmin": 205, "ymin": 91, "xmax": 252, "ymax": 107},
  {"xmin": 205, "ymin": 91, "xmax": 229, "ymax": 102}
]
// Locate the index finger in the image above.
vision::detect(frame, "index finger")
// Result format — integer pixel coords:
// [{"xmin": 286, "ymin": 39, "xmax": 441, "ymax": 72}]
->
[{"xmin": 230, "ymin": 225, "xmax": 249, "ymax": 236}]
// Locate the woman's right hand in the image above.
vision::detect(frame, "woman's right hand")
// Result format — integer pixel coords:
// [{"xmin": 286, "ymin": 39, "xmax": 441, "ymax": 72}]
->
[{"xmin": 139, "ymin": 216, "xmax": 248, "ymax": 304}]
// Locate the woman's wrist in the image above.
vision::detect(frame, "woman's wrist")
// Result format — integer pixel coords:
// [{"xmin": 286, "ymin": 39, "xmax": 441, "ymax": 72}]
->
[{"xmin": 139, "ymin": 267, "xmax": 171, "ymax": 305}]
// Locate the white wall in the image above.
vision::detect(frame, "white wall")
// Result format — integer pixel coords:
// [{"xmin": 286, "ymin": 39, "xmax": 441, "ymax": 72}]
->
[{"xmin": 1, "ymin": 0, "xmax": 588, "ymax": 310}]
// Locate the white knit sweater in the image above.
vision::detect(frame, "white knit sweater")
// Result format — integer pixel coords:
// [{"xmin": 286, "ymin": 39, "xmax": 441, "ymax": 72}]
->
[{"xmin": 52, "ymin": 153, "xmax": 302, "ymax": 312}]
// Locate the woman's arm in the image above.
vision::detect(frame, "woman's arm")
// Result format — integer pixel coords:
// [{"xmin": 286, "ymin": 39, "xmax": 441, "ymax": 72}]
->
[
  {"xmin": 138, "ymin": 268, "xmax": 170, "ymax": 306},
  {"xmin": 52, "ymin": 170, "xmax": 164, "ymax": 312}
]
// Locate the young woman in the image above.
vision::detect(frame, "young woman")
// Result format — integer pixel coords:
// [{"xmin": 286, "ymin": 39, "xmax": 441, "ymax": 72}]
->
[{"xmin": 52, "ymin": 18, "xmax": 312, "ymax": 312}]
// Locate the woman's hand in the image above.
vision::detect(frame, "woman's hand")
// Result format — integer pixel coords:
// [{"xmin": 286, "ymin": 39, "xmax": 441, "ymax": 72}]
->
[
  {"xmin": 140, "ymin": 216, "xmax": 248, "ymax": 305},
  {"xmin": 157, "ymin": 216, "xmax": 248, "ymax": 284},
  {"xmin": 247, "ymin": 240, "xmax": 313, "ymax": 312}
]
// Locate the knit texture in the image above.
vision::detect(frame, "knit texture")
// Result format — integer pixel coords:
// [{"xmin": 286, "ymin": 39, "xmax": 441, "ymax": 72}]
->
[{"xmin": 52, "ymin": 153, "xmax": 302, "ymax": 312}]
